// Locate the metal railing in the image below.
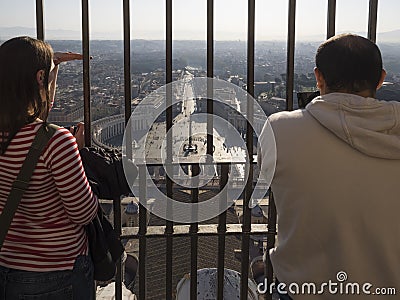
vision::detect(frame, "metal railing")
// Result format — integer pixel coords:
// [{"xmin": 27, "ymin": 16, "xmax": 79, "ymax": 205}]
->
[{"xmin": 33, "ymin": 1, "xmax": 380, "ymax": 299}]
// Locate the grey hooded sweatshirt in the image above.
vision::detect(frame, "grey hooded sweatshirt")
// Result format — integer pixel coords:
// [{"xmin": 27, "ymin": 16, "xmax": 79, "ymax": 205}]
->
[{"xmin": 259, "ymin": 92, "xmax": 400, "ymax": 300}]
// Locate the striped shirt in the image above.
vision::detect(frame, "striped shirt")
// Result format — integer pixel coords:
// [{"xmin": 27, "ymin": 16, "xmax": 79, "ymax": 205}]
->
[{"xmin": 0, "ymin": 121, "xmax": 98, "ymax": 271}]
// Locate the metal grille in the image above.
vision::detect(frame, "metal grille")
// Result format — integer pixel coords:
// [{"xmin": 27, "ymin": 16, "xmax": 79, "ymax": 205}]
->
[{"xmin": 34, "ymin": 1, "xmax": 380, "ymax": 299}]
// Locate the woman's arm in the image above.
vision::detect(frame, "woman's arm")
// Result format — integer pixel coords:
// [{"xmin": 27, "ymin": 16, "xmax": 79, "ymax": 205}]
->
[
  {"xmin": 44, "ymin": 128, "xmax": 98, "ymax": 225},
  {"xmin": 50, "ymin": 52, "xmax": 85, "ymax": 107},
  {"xmin": 48, "ymin": 64, "xmax": 59, "ymax": 106}
]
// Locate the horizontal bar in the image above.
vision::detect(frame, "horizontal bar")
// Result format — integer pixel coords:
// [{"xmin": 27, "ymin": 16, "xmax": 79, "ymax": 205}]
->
[
  {"xmin": 121, "ymin": 224, "xmax": 275, "ymax": 239},
  {"xmin": 134, "ymin": 161, "xmax": 255, "ymax": 167}
]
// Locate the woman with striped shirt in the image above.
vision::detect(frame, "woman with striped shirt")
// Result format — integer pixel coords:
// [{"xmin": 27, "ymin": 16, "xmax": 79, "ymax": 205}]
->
[{"xmin": 0, "ymin": 37, "xmax": 98, "ymax": 299}]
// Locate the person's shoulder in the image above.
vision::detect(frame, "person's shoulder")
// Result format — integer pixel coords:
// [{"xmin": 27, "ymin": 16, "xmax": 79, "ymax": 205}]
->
[
  {"xmin": 267, "ymin": 109, "xmax": 317, "ymax": 136},
  {"xmin": 45, "ymin": 125, "xmax": 76, "ymax": 151},
  {"xmin": 40, "ymin": 124, "xmax": 78, "ymax": 165},
  {"xmin": 50, "ymin": 125, "xmax": 74, "ymax": 139},
  {"xmin": 268, "ymin": 109, "xmax": 311, "ymax": 124}
]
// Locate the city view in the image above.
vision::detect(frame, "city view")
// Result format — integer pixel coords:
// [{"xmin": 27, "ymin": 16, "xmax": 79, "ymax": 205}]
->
[
  {"xmin": 31, "ymin": 38, "xmax": 400, "ymax": 147},
  {"xmin": 1, "ymin": 32, "xmax": 400, "ymax": 300},
  {"xmin": 1, "ymin": 0, "xmax": 400, "ymax": 299}
]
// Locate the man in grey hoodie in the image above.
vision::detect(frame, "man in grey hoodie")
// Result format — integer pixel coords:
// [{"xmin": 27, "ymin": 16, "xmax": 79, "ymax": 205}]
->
[{"xmin": 259, "ymin": 34, "xmax": 400, "ymax": 299}]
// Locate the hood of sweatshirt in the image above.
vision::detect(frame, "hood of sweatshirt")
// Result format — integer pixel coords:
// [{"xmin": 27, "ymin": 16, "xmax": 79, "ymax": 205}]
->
[{"xmin": 306, "ymin": 92, "xmax": 400, "ymax": 159}]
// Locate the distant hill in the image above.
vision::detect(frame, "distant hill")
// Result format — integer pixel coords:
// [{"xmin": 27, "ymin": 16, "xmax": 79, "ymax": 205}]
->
[
  {"xmin": 1, "ymin": 26, "xmax": 399, "ymax": 43},
  {"xmin": 301, "ymin": 29, "xmax": 400, "ymax": 43},
  {"xmin": 0, "ymin": 26, "xmax": 121, "ymax": 40},
  {"xmin": 0, "ymin": 26, "xmax": 36, "ymax": 39},
  {"xmin": 378, "ymin": 29, "xmax": 400, "ymax": 43}
]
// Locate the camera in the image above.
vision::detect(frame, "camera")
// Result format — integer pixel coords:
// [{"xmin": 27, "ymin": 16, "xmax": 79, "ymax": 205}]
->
[
  {"xmin": 65, "ymin": 125, "xmax": 78, "ymax": 135},
  {"xmin": 297, "ymin": 91, "xmax": 320, "ymax": 109}
]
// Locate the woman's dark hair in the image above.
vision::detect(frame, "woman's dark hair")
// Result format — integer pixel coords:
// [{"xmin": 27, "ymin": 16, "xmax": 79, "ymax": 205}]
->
[
  {"xmin": 315, "ymin": 33, "xmax": 383, "ymax": 93},
  {"xmin": 0, "ymin": 36, "xmax": 53, "ymax": 154}
]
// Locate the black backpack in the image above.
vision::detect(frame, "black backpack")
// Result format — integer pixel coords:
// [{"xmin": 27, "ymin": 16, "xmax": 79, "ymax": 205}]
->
[
  {"xmin": 86, "ymin": 206, "xmax": 125, "ymax": 281},
  {"xmin": 79, "ymin": 146, "xmax": 137, "ymax": 281},
  {"xmin": 79, "ymin": 146, "xmax": 137, "ymax": 200}
]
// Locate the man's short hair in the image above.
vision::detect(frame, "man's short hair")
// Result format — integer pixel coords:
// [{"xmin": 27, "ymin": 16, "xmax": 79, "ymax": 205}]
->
[{"xmin": 315, "ymin": 33, "xmax": 383, "ymax": 93}]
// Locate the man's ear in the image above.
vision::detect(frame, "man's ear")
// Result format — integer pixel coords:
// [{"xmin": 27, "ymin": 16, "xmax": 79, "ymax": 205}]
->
[
  {"xmin": 314, "ymin": 67, "xmax": 326, "ymax": 93},
  {"xmin": 36, "ymin": 70, "xmax": 45, "ymax": 87},
  {"xmin": 376, "ymin": 69, "xmax": 387, "ymax": 90}
]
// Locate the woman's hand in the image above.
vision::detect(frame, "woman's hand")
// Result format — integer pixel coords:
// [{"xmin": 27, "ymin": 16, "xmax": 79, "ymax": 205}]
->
[
  {"xmin": 50, "ymin": 52, "xmax": 90, "ymax": 103},
  {"xmin": 69, "ymin": 122, "xmax": 85, "ymax": 150},
  {"xmin": 53, "ymin": 52, "xmax": 85, "ymax": 65}
]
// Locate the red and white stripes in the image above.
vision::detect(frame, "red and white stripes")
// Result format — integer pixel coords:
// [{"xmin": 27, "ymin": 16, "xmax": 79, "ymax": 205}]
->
[{"xmin": 0, "ymin": 121, "xmax": 98, "ymax": 271}]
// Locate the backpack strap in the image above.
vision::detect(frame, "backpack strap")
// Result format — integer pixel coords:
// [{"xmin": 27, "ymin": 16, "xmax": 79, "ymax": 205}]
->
[{"xmin": 0, "ymin": 123, "xmax": 58, "ymax": 249}]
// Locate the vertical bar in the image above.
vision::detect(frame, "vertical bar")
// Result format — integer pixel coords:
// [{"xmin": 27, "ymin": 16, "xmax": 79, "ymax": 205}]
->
[
  {"xmin": 207, "ymin": 0, "xmax": 214, "ymax": 157},
  {"xmin": 165, "ymin": 202, "xmax": 173, "ymax": 300},
  {"xmin": 217, "ymin": 163, "xmax": 229, "ymax": 300},
  {"xmin": 111, "ymin": 2, "xmax": 132, "ymax": 300},
  {"xmin": 264, "ymin": 190, "xmax": 277, "ymax": 300},
  {"xmin": 123, "ymin": 0, "xmax": 133, "ymax": 162},
  {"xmin": 286, "ymin": 0, "xmax": 296, "ymax": 112},
  {"xmin": 207, "ymin": 0, "xmax": 214, "ymax": 80},
  {"xmin": 241, "ymin": 0, "xmax": 255, "ymax": 299},
  {"xmin": 82, "ymin": 0, "xmax": 92, "ymax": 146},
  {"xmin": 190, "ymin": 164, "xmax": 200, "ymax": 300},
  {"xmin": 327, "ymin": 0, "xmax": 336, "ymax": 39},
  {"xmin": 368, "ymin": 0, "xmax": 379, "ymax": 43},
  {"xmin": 165, "ymin": 199, "xmax": 173, "ymax": 300},
  {"xmin": 138, "ymin": 165, "xmax": 147, "ymax": 300},
  {"xmin": 35, "ymin": 0, "xmax": 44, "ymax": 40},
  {"xmin": 123, "ymin": 0, "xmax": 132, "ymax": 125},
  {"xmin": 113, "ymin": 197, "xmax": 122, "ymax": 300},
  {"xmin": 165, "ymin": 1, "xmax": 174, "ymax": 299}
]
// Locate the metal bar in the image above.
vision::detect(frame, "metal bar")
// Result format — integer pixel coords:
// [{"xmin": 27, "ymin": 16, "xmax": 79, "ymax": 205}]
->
[
  {"xmin": 207, "ymin": 0, "xmax": 214, "ymax": 157},
  {"xmin": 113, "ymin": 197, "xmax": 123, "ymax": 300},
  {"xmin": 35, "ymin": 0, "xmax": 44, "ymax": 40},
  {"xmin": 246, "ymin": 0, "xmax": 255, "ymax": 99},
  {"xmin": 138, "ymin": 165, "xmax": 148, "ymax": 300},
  {"xmin": 264, "ymin": 190, "xmax": 277, "ymax": 300},
  {"xmin": 241, "ymin": 0, "xmax": 255, "ymax": 299},
  {"xmin": 327, "ymin": 0, "xmax": 336, "ymax": 39},
  {"xmin": 123, "ymin": 0, "xmax": 133, "ymax": 161},
  {"xmin": 165, "ymin": 1, "xmax": 174, "ymax": 299},
  {"xmin": 81, "ymin": 0, "xmax": 91, "ymax": 146},
  {"xmin": 286, "ymin": 0, "xmax": 296, "ymax": 112},
  {"xmin": 190, "ymin": 164, "xmax": 200, "ymax": 300},
  {"xmin": 217, "ymin": 164, "xmax": 229, "ymax": 300},
  {"xmin": 166, "ymin": 0, "xmax": 173, "ymax": 86},
  {"xmin": 123, "ymin": 0, "xmax": 132, "ymax": 125},
  {"xmin": 165, "ymin": 227, "xmax": 173, "ymax": 300},
  {"xmin": 368, "ymin": 0, "xmax": 379, "ymax": 43},
  {"xmin": 111, "ymin": 2, "xmax": 132, "ymax": 299},
  {"xmin": 207, "ymin": 0, "xmax": 214, "ymax": 79},
  {"xmin": 121, "ymin": 224, "xmax": 275, "ymax": 239}
]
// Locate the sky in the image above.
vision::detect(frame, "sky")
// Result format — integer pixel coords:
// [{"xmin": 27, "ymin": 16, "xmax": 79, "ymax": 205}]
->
[{"xmin": 0, "ymin": 0, "xmax": 400, "ymax": 40}]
